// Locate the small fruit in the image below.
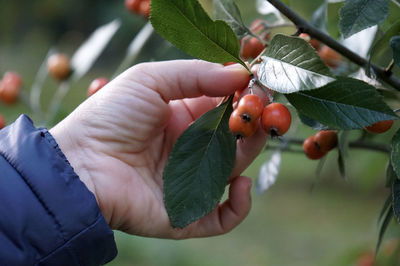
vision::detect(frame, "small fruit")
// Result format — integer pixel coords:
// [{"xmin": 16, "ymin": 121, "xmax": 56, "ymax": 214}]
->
[
  {"xmin": 0, "ymin": 114, "xmax": 6, "ymax": 129},
  {"xmin": 47, "ymin": 53, "xmax": 71, "ymax": 81},
  {"xmin": 0, "ymin": 71, "xmax": 22, "ymax": 104},
  {"xmin": 314, "ymin": 130, "xmax": 338, "ymax": 153},
  {"xmin": 241, "ymin": 37, "xmax": 265, "ymax": 60},
  {"xmin": 303, "ymin": 135, "xmax": 327, "ymax": 160},
  {"xmin": 261, "ymin": 103, "xmax": 291, "ymax": 136},
  {"xmin": 139, "ymin": 0, "xmax": 151, "ymax": 18},
  {"xmin": 237, "ymin": 94, "xmax": 264, "ymax": 122},
  {"xmin": 87, "ymin": 77, "xmax": 109, "ymax": 96},
  {"xmin": 229, "ymin": 109, "xmax": 258, "ymax": 139},
  {"xmin": 318, "ymin": 46, "xmax": 342, "ymax": 68},
  {"xmin": 250, "ymin": 19, "xmax": 270, "ymax": 41},
  {"xmin": 125, "ymin": 0, "xmax": 141, "ymax": 13},
  {"xmin": 365, "ymin": 120, "xmax": 394, "ymax": 134},
  {"xmin": 299, "ymin": 33, "xmax": 320, "ymax": 50}
]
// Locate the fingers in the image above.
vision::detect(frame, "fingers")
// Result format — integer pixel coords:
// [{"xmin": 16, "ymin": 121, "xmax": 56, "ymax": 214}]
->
[
  {"xmin": 124, "ymin": 60, "xmax": 250, "ymax": 102},
  {"xmin": 179, "ymin": 176, "xmax": 252, "ymax": 238}
]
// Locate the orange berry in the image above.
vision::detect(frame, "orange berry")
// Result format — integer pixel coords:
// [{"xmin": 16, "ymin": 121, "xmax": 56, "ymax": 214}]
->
[
  {"xmin": 314, "ymin": 130, "xmax": 338, "ymax": 153},
  {"xmin": 241, "ymin": 37, "xmax": 265, "ymax": 60},
  {"xmin": 261, "ymin": 103, "xmax": 291, "ymax": 136},
  {"xmin": 139, "ymin": 0, "xmax": 151, "ymax": 18},
  {"xmin": 303, "ymin": 135, "xmax": 327, "ymax": 160},
  {"xmin": 299, "ymin": 33, "xmax": 320, "ymax": 50},
  {"xmin": 87, "ymin": 77, "xmax": 109, "ymax": 96},
  {"xmin": 365, "ymin": 120, "xmax": 394, "ymax": 134},
  {"xmin": 229, "ymin": 109, "xmax": 258, "ymax": 139},
  {"xmin": 237, "ymin": 94, "xmax": 264, "ymax": 122},
  {"xmin": 47, "ymin": 53, "xmax": 71, "ymax": 81},
  {"xmin": 125, "ymin": 0, "xmax": 141, "ymax": 13},
  {"xmin": 318, "ymin": 46, "xmax": 342, "ymax": 68}
]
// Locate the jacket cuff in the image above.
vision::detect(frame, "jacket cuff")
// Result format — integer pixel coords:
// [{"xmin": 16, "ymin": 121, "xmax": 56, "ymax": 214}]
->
[{"xmin": 0, "ymin": 114, "xmax": 117, "ymax": 265}]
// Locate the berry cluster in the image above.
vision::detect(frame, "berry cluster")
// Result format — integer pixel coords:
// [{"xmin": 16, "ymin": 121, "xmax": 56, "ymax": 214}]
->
[
  {"xmin": 299, "ymin": 33, "xmax": 342, "ymax": 68},
  {"xmin": 229, "ymin": 93, "xmax": 291, "ymax": 139},
  {"xmin": 303, "ymin": 130, "xmax": 338, "ymax": 160},
  {"xmin": 125, "ymin": 0, "xmax": 151, "ymax": 18}
]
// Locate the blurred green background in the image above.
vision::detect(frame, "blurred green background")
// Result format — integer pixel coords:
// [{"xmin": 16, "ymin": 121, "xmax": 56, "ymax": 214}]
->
[{"xmin": 1, "ymin": 0, "xmax": 399, "ymax": 265}]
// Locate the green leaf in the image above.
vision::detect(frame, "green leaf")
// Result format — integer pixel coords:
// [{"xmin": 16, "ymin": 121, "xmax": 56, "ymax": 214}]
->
[
  {"xmin": 391, "ymin": 35, "xmax": 400, "ymax": 67},
  {"xmin": 310, "ymin": 2, "xmax": 327, "ymax": 33},
  {"xmin": 327, "ymin": 1, "xmax": 344, "ymax": 39},
  {"xmin": 163, "ymin": 99, "xmax": 236, "ymax": 228},
  {"xmin": 339, "ymin": 0, "xmax": 390, "ymax": 39},
  {"xmin": 393, "ymin": 178, "xmax": 400, "ymax": 222},
  {"xmin": 378, "ymin": 194, "xmax": 392, "ymax": 224},
  {"xmin": 391, "ymin": 129, "xmax": 400, "ymax": 179},
  {"xmin": 369, "ymin": 20, "xmax": 400, "ymax": 66},
  {"xmin": 258, "ymin": 34, "xmax": 334, "ymax": 94},
  {"xmin": 286, "ymin": 77, "xmax": 398, "ymax": 130},
  {"xmin": 213, "ymin": 0, "xmax": 250, "ymax": 38},
  {"xmin": 150, "ymin": 0, "xmax": 247, "ymax": 70},
  {"xmin": 71, "ymin": 19, "xmax": 121, "ymax": 81},
  {"xmin": 376, "ymin": 206, "xmax": 393, "ymax": 254},
  {"xmin": 298, "ymin": 113, "xmax": 329, "ymax": 130},
  {"xmin": 337, "ymin": 131, "xmax": 350, "ymax": 179},
  {"xmin": 386, "ymin": 162, "xmax": 398, "ymax": 188}
]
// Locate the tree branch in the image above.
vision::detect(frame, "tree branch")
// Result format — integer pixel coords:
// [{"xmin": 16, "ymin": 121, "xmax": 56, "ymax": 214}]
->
[
  {"xmin": 278, "ymin": 137, "xmax": 391, "ymax": 154},
  {"xmin": 266, "ymin": 0, "xmax": 400, "ymax": 91}
]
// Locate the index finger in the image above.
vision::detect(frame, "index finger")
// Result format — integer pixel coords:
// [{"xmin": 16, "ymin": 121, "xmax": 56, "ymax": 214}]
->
[{"xmin": 122, "ymin": 60, "xmax": 251, "ymax": 102}]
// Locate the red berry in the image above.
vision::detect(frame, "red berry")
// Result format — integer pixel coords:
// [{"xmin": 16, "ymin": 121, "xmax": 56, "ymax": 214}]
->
[
  {"xmin": 303, "ymin": 135, "xmax": 327, "ymax": 160},
  {"xmin": 125, "ymin": 0, "xmax": 141, "ymax": 13},
  {"xmin": 241, "ymin": 37, "xmax": 265, "ymax": 60},
  {"xmin": 365, "ymin": 120, "xmax": 394, "ymax": 134},
  {"xmin": 261, "ymin": 103, "xmax": 291, "ymax": 136},
  {"xmin": 0, "ymin": 71, "xmax": 22, "ymax": 104},
  {"xmin": 314, "ymin": 130, "xmax": 338, "ymax": 153},
  {"xmin": 237, "ymin": 94, "xmax": 264, "ymax": 122},
  {"xmin": 229, "ymin": 109, "xmax": 258, "ymax": 139},
  {"xmin": 0, "ymin": 114, "xmax": 6, "ymax": 130},
  {"xmin": 47, "ymin": 53, "xmax": 71, "ymax": 81},
  {"xmin": 87, "ymin": 77, "xmax": 109, "ymax": 96}
]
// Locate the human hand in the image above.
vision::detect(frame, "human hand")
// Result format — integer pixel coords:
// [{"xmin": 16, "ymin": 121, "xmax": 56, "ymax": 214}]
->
[{"xmin": 50, "ymin": 60, "xmax": 267, "ymax": 239}]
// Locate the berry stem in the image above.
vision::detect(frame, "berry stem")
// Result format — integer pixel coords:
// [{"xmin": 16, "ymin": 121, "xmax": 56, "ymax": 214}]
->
[{"xmin": 265, "ymin": 0, "xmax": 400, "ymax": 91}]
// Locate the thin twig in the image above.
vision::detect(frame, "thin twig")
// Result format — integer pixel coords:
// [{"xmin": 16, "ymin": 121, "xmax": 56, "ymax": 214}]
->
[{"xmin": 266, "ymin": 0, "xmax": 400, "ymax": 91}]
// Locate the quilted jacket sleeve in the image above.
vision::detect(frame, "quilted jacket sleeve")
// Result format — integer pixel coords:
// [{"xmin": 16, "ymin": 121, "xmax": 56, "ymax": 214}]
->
[{"xmin": 0, "ymin": 115, "xmax": 117, "ymax": 266}]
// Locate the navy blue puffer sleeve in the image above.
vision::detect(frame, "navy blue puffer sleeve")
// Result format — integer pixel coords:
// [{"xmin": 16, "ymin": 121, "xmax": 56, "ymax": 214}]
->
[{"xmin": 0, "ymin": 115, "xmax": 117, "ymax": 265}]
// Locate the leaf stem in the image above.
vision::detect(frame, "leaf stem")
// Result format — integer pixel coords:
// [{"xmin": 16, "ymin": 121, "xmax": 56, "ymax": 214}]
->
[
  {"xmin": 265, "ymin": 0, "xmax": 400, "ymax": 91},
  {"xmin": 385, "ymin": 59, "xmax": 395, "ymax": 74}
]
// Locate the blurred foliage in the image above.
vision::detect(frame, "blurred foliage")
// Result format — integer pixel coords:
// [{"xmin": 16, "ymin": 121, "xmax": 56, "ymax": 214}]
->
[{"xmin": 1, "ymin": 0, "xmax": 400, "ymax": 265}]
